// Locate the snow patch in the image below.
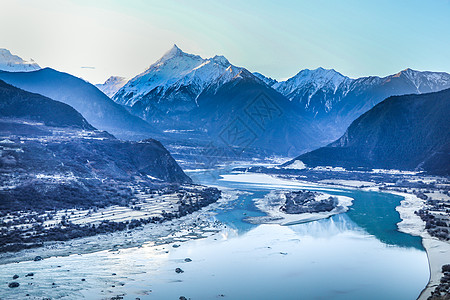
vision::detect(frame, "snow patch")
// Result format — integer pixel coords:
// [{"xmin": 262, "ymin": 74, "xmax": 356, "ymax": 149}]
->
[
  {"xmin": 284, "ymin": 160, "xmax": 306, "ymax": 170},
  {"xmin": 95, "ymin": 76, "xmax": 128, "ymax": 98}
]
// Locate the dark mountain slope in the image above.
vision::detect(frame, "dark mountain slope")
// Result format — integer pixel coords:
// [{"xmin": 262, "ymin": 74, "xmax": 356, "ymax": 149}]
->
[
  {"xmin": 0, "ymin": 79, "xmax": 93, "ymax": 130},
  {"xmin": 191, "ymin": 70, "xmax": 323, "ymax": 156},
  {"xmin": 288, "ymin": 88, "xmax": 450, "ymax": 175},
  {"xmin": 0, "ymin": 68, "xmax": 158, "ymax": 140}
]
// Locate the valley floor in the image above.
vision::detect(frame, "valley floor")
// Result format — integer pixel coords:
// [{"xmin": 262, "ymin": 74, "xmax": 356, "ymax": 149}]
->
[
  {"xmin": 0, "ymin": 190, "xmax": 238, "ymax": 265},
  {"xmin": 1, "ymin": 164, "xmax": 448, "ymax": 299}
]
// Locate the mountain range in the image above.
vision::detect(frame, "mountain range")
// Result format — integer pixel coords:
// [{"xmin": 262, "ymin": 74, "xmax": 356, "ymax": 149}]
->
[
  {"xmin": 285, "ymin": 88, "xmax": 450, "ymax": 175},
  {"xmin": 1, "ymin": 46, "xmax": 449, "ymax": 172},
  {"xmin": 112, "ymin": 45, "xmax": 324, "ymax": 157},
  {"xmin": 110, "ymin": 45, "xmax": 450, "ymax": 156},
  {"xmin": 266, "ymin": 67, "xmax": 450, "ymax": 140}
]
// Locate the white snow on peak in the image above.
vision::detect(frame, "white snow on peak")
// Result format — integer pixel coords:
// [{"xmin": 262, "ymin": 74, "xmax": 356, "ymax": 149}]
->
[
  {"xmin": 390, "ymin": 68, "xmax": 450, "ymax": 93},
  {"xmin": 211, "ymin": 55, "xmax": 230, "ymax": 66},
  {"xmin": 253, "ymin": 72, "xmax": 278, "ymax": 87},
  {"xmin": 0, "ymin": 48, "xmax": 41, "ymax": 72},
  {"xmin": 274, "ymin": 67, "xmax": 349, "ymax": 97},
  {"xmin": 114, "ymin": 45, "xmax": 244, "ymax": 106},
  {"xmin": 95, "ymin": 76, "xmax": 128, "ymax": 98}
]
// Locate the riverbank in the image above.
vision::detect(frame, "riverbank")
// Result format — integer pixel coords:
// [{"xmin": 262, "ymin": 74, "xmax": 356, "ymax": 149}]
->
[{"xmin": 394, "ymin": 191, "xmax": 450, "ymax": 300}]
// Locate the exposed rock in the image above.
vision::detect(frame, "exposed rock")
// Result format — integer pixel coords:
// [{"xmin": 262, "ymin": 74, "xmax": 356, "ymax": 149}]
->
[
  {"xmin": 8, "ymin": 282, "xmax": 19, "ymax": 288},
  {"xmin": 175, "ymin": 268, "xmax": 184, "ymax": 274}
]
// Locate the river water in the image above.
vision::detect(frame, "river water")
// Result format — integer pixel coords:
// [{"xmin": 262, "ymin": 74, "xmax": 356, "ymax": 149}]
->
[{"xmin": 0, "ymin": 168, "xmax": 429, "ymax": 299}]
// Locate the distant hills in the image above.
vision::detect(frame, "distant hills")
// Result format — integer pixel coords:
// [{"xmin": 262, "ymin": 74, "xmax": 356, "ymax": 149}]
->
[
  {"xmin": 0, "ymin": 68, "xmax": 158, "ymax": 140},
  {"xmin": 0, "ymin": 79, "xmax": 93, "ymax": 130},
  {"xmin": 285, "ymin": 88, "xmax": 450, "ymax": 175}
]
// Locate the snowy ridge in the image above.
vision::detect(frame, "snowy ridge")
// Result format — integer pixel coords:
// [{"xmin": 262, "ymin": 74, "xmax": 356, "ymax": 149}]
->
[
  {"xmin": 272, "ymin": 67, "xmax": 450, "ymax": 114},
  {"xmin": 95, "ymin": 76, "xmax": 128, "ymax": 98},
  {"xmin": 274, "ymin": 68, "xmax": 350, "ymax": 99},
  {"xmin": 390, "ymin": 68, "xmax": 450, "ymax": 93},
  {"xmin": 113, "ymin": 45, "xmax": 244, "ymax": 107},
  {"xmin": 275, "ymin": 67, "xmax": 450, "ymax": 102},
  {"xmin": 0, "ymin": 48, "xmax": 40, "ymax": 72},
  {"xmin": 253, "ymin": 72, "xmax": 278, "ymax": 87}
]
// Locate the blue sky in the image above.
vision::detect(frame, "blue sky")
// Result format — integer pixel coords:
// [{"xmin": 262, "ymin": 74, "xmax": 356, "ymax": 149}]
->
[{"xmin": 1, "ymin": 0, "xmax": 449, "ymax": 83}]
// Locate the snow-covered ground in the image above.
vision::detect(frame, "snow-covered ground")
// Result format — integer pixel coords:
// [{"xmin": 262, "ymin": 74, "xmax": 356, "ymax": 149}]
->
[
  {"xmin": 219, "ymin": 172, "xmax": 342, "ymax": 192},
  {"xmin": 1, "ymin": 187, "xmax": 188, "ymax": 232},
  {"xmin": 319, "ymin": 179, "xmax": 377, "ymax": 188}
]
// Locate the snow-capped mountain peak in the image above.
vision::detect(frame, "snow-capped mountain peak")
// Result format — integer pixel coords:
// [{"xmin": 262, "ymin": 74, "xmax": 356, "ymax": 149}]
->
[
  {"xmin": 210, "ymin": 55, "xmax": 230, "ymax": 66},
  {"xmin": 0, "ymin": 48, "xmax": 41, "ymax": 72},
  {"xmin": 95, "ymin": 76, "xmax": 128, "ymax": 98},
  {"xmin": 155, "ymin": 44, "xmax": 195, "ymax": 65},
  {"xmin": 113, "ymin": 45, "xmax": 244, "ymax": 107},
  {"xmin": 271, "ymin": 67, "xmax": 356, "ymax": 116},
  {"xmin": 389, "ymin": 68, "xmax": 450, "ymax": 92},
  {"xmin": 274, "ymin": 67, "xmax": 349, "ymax": 96},
  {"xmin": 166, "ymin": 43, "xmax": 182, "ymax": 56}
]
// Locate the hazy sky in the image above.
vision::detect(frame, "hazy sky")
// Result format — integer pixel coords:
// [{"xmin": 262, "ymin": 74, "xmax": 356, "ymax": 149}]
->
[{"xmin": 1, "ymin": 0, "xmax": 450, "ymax": 83}]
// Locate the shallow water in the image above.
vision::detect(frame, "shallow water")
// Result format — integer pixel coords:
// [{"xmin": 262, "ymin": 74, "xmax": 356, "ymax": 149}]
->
[{"xmin": 0, "ymin": 168, "xmax": 429, "ymax": 299}]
